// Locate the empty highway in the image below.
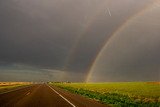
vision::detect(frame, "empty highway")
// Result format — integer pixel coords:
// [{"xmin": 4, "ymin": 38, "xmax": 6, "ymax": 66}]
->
[{"xmin": 0, "ymin": 84, "xmax": 108, "ymax": 107}]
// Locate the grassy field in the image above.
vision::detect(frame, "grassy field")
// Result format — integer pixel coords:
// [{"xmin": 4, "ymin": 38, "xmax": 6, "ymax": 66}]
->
[
  {"xmin": 51, "ymin": 82, "xmax": 160, "ymax": 107},
  {"xmin": 0, "ymin": 82, "xmax": 32, "ymax": 94}
]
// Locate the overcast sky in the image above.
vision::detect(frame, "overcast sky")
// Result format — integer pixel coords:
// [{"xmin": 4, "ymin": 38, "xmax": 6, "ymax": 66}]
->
[{"xmin": 0, "ymin": 0, "xmax": 159, "ymax": 82}]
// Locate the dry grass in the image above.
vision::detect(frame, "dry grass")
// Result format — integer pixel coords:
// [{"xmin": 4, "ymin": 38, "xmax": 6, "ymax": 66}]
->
[
  {"xmin": 0, "ymin": 82, "xmax": 32, "ymax": 86},
  {"xmin": 146, "ymin": 82, "xmax": 160, "ymax": 85}
]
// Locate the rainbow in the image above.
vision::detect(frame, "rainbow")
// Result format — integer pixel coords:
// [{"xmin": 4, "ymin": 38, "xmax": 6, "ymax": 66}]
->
[{"xmin": 85, "ymin": 0, "xmax": 159, "ymax": 82}]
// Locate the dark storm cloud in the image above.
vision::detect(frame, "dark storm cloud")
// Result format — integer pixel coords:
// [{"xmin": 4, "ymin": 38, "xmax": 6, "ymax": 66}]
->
[
  {"xmin": 0, "ymin": 0, "xmax": 156, "ymax": 81},
  {"xmin": 0, "ymin": 0, "xmax": 107, "ymax": 70},
  {"xmin": 88, "ymin": 4, "xmax": 160, "ymax": 82},
  {"xmin": 61, "ymin": 0, "xmax": 153, "ymax": 72},
  {"xmin": 0, "ymin": 0, "xmax": 83, "ymax": 69}
]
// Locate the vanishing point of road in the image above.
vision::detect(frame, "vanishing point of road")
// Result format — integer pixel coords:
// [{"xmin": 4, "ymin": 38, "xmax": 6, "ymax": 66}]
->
[{"xmin": 0, "ymin": 84, "xmax": 109, "ymax": 107}]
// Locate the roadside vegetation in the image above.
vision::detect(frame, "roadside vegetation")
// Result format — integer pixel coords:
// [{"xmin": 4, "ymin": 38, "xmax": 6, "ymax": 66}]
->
[
  {"xmin": 50, "ymin": 82, "xmax": 160, "ymax": 107},
  {"xmin": 0, "ymin": 82, "xmax": 32, "ymax": 94}
]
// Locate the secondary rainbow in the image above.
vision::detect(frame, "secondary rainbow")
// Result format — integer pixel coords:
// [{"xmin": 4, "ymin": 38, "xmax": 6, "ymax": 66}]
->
[{"xmin": 63, "ymin": 1, "xmax": 110, "ymax": 70}]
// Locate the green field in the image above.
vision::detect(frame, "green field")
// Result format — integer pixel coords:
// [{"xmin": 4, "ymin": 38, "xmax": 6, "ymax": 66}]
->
[{"xmin": 51, "ymin": 82, "xmax": 160, "ymax": 107}]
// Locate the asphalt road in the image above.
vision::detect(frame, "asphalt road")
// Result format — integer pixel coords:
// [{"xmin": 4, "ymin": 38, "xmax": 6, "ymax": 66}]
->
[{"xmin": 0, "ymin": 84, "xmax": 109, "ymax": 107}]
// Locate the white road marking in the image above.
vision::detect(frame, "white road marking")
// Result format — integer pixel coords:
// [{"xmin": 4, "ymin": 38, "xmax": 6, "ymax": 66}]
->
[
  {"xmin": 47, "ymin": 84, "xmax": 76, "ymax": 107},
  {"xmin": 107, "ymin": 8, "xmax": 112, "ymax": 16},
  {"xmin": 26, "ymin": 92, "xmax": 30, "ymax": 96}
]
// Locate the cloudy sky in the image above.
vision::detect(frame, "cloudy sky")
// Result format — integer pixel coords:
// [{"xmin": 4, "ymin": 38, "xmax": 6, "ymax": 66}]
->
[{"xmin": 0, "ymin": 0, "xmax": 159, "ymax": 82}]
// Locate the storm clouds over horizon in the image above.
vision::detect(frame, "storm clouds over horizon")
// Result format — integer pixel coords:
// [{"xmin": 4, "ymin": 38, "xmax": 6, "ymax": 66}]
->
[{"xmin": 0, "ymin": 0, "xmax": 159, "ymax": 82}]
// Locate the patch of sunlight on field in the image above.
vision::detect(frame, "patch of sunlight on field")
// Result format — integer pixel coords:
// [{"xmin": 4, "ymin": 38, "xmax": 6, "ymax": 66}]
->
[
  {"xmin": 0, "ymin": 82, "xmax": 32, "ymax": 93},
  {"xmin": 0, "ymin": 82, "xmax": 32, "ymax": 86},
  {"xmin": 0, "ymin": 84, "xmax": 23, "ymax": 90}
]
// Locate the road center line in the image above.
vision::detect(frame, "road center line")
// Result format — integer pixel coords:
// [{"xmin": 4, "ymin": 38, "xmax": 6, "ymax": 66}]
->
[
  {"xmin": 26, "ymin": 92, "xmax": 30, "ymax": 96},
  {"xmin": 47, "ymin": 84, "xmax": 76, "ymax": 107}
]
